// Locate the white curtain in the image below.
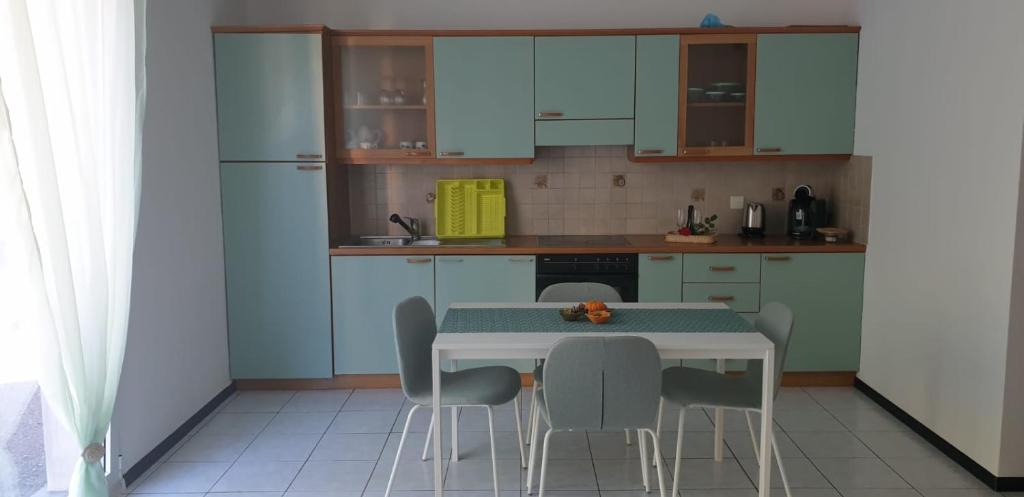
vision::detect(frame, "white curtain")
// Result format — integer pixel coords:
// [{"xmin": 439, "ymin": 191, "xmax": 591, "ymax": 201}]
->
[{"xmin": 0, "ymin": 0, "xmax": 146, "ymax": 496}]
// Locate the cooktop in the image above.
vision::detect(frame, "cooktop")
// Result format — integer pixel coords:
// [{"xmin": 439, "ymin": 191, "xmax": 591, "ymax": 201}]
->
[{"xmin": 536, "ymin": 235, "xmax": 631, "ymax": 248}]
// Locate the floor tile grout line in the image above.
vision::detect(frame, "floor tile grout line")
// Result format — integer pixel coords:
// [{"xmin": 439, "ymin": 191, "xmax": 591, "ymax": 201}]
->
[
  {"xmin": 208, "ymin": 390, "xmax": 299, "ymax": 494},
  {"xmin": 282, "ymin": 393, "xmax": 349, "ymax": 495}
]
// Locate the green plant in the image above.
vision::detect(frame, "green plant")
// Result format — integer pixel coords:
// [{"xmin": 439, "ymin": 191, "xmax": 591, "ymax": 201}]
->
[{"xmin": 691, "ymin": 214, "xmax": 718, "ymax": 236}]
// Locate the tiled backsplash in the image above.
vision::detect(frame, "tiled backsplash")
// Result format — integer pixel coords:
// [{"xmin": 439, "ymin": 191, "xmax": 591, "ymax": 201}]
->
[{"xmin": 346, "ymin": 146, "xmax": 872, "ymax": 242}]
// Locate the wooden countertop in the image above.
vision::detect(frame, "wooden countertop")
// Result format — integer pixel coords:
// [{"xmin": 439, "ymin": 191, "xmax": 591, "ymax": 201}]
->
[{"xmin": 329, "ymin": 234, "xmax": 866, "ymax": 256}]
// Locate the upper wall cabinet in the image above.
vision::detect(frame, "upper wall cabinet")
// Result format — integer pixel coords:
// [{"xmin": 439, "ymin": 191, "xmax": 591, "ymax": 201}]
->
[
  {"xmin": 679, "ymin": 34, "xmax": 756, "ymax": 157},
  {"xmin": 332, "ymin": 36, "xmax": 436, "ymax": 162},
  {"xmin": 535, "ymin": 36, "xmax": 635, "ymax": 146},
  {"xmin": 214, "ymin": 33, "xmax": 326, "ymax": 162},
  {"xmin": 634, "ymin": 35, "xmax": 680, "ymax": 158},
  {"xmin": 433, "ymin": 37, "xmax": 534, "ymax": 159},
  {"xmin": 754, "ymin": 34, "xmax": 859, "ymax": 155}
]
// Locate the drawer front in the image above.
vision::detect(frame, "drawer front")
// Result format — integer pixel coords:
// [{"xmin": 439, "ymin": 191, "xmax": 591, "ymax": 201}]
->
[
  {"xmin": 683, "ymin": 254, "xmax": 761, "ymax": 283},
  {"xmin": 638, "ymin": 253, "xmax": 683, "ymax": 303},
  {"xmin": 535, "ymin": 119, "xmax": 635, "ymax": 146},
  {"xmin": 683, "ymin": 283, "xmax": 760, "ymax": 313}
]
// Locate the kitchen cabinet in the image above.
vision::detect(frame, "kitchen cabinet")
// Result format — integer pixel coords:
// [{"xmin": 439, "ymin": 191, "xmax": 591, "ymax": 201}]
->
[
  {"xmin": 214, "ymin": 33, "xmax": 326, "ymax": 162},
  {"xmin": 679, "ymin": 34, "xmax": 756, "ymax": 157},
  {"xmin": 433, "ymin": 37, "xmax": 534, "ymax": 159},
  {"xmin": 332, "ymin": 36, "xmax": 436, "ymax": 163},
  {"xmin": 754, "ymin": 34, "xmax": 858, "ymax": 155},
  {"xmin": 534, "ymin": 36, "xmax": 635, "ymax": 145},
  {"xmin": 638, "ymin": 253, "xmax": 683, "ymax": 302},
  {"xmin": 683, "ymin": 254, "xmax": 761, "ymax": 283},
  {"xmin": 683, "ymin": 283, "xmax": 760, "ymax": 313},
  {"xmin": 435, "ymin": 255, "xmax": 536, "ymax": 372},
  {"xmin": 332, "ymin": 256, "xmax": 435, "ymax": 374},
  {"xmin": 760, "ymin": 253, "xmax": 865, "ymax": 371},
  {"xmin": 634, "ymin": 35, "xmax": 680, "ymax": 158},
  {"xmin": 220, "ymin": 163, "xmax": 332, "ymax": 378}
]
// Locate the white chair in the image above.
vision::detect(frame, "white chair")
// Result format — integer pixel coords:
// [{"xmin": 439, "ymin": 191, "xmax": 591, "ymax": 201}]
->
[{"xmin": 657, "ymin": 302, "xmax": 796, "ymax": 497}]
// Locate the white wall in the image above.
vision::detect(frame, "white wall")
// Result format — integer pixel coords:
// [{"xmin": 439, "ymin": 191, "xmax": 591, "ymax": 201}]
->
[
  {"xmin": 111, "ymin": 0, "xmax": 240, "ymax": 474},
  {"xmin": 1001, "ymin": 128, "xmax": 1024, "ymax": 477},
  {"xmin": 237, "ymin": 0, "xmax": 856, "ymax": 29},
  {"xmin": 854, "ymin": 0, "xmax": 1024, "ymax": 476}
]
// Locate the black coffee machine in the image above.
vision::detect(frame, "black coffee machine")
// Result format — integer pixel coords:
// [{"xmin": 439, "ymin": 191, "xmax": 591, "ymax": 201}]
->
[{"xmin": 787, "ymin": 185, "xmax": 828, "ymax": 239}]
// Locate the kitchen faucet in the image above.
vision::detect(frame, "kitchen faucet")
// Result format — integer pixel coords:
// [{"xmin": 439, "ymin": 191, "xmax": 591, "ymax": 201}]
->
[{"xmin": 389, "ymin": 213, "xmax": 421, "ymax": 240}]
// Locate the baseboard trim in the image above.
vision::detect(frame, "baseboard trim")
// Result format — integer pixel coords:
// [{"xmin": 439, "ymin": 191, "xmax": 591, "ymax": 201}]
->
[
  {"xmin": 122, "ymin": 381, "xmax": 236, "ymax": 487},
  {"xmin": 855, "ymin": 378, "xmax": 1024, "ymax": 491}
]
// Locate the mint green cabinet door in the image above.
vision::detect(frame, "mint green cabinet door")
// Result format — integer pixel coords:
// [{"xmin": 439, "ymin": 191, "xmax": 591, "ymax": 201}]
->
[
  {"xmin": 214, "ymin": 33, "xmax": 325, "ymax": 162},
  {"xmin": 754, "ymin": 34, "xmax": 858, "ymax": 155},
  {"xmin": 331, "ymin": 256, "xmax": 435, "ymax": 374},
  {"xmin": 760, "ymin": 253, "xmax": 865, "ymax": 371},
  {"xmin": 434, "ymin": 37, "xmax": 534, "ymax": 158},
  {"xmin": 221, "ymin": 163, "xmax": 332, "ymax": 379},
  {"xmin": 535, "ymin": 36, "xmax": 635, "ymax": 119},
  {"xmin": 638, "ymin": 254, "xmax": 683, "ymax": 302},
  {"xmin": 634, "ymin": 35, "xmax": 679, "ymax": 157},
  {"xmin": 435, "ymin": 255, "xmax": 536, "ymax": 372}
]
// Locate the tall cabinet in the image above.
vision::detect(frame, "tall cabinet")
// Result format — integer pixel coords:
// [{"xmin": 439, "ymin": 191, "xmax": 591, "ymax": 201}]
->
[{"xmin": 215, "ymin": 32, "xmax": 333, "ymax": 378}]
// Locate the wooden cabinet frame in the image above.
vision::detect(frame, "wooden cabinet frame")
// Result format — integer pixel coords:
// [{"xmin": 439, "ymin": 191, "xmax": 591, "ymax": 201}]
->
[
  {"xmin": 332, "ymin": 35, "xmax": 437, "ymax": 164},
  {"xmin": 677, "ymin": 34, "xmax": 757, "ymax": 158}
]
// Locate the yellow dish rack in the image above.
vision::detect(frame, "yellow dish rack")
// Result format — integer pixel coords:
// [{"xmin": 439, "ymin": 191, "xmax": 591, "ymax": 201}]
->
[{"xmin": 434, "ymin": 179, "xmax": 506, "ymax": 239}]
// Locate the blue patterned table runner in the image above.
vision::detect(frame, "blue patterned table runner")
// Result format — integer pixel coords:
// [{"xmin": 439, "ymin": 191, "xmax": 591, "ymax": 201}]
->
[{"xmin": 440, "ymin": 307, "xmax": 754, "ymax": 334}]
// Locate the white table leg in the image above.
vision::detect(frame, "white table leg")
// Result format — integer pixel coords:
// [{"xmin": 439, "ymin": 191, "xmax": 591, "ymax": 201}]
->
[
  {"xmin": 714, "ymin": 358, "xmax": 726, "ymax": 462},
  {"xmin": 432, "ymin": 348, "xmax": 443, "ymax": 497},
  {"xmin": 451, "ymin": 360, "xmax": 459, "ymax": 462},
  {"xmin": 757, "ymin": 349, "xmax": 774, "ymax": 497}
]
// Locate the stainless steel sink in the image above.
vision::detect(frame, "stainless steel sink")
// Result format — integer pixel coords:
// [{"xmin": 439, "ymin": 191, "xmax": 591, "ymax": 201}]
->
[{"xmin": 338, "ymin": 236, "xmax": 504, "ymax": 248}]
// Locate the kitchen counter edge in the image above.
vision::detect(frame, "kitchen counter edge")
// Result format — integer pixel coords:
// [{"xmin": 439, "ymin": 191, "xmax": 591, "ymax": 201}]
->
[{"xmin": 329, "ymin": 235, "xmax": 866, "ymax": 256}]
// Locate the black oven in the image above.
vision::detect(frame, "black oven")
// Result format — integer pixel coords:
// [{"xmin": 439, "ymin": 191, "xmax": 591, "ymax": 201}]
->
[{"xmin": 535, "ymin": 254, "xmax": 639, "ymax": 302}]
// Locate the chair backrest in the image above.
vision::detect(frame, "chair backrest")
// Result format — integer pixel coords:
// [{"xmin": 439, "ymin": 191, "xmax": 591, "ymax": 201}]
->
[
  {"xmin": 393, "ymin": 296, "xmax": 436, "ymax": 400},
  {"xmin": 543, "ymin": 336, "xmax": 662, "ymax": 431},
  {"xmin": 538, "ymin": 282, "xmax": 623, "ymax": 303},
  {"xmin": 745, "ymin": 302, "xmax": 795, "ymax": 397}
]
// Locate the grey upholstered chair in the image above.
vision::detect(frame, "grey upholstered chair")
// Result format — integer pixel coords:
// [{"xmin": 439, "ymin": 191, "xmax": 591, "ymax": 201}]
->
[
  {"xmin": 388, "ymin": 296, "xmax": 526, "ymax": 497},
  {"xmin": 526, "ymin": 336, "xmax": 666, "ymax": 497},
  {"xmin": 530, "ymin": 283, "xmax": 626, "ymax": 444},
  {"xmin": 657, "ymin": 302, "xmax": 795, "ymax": 497}
]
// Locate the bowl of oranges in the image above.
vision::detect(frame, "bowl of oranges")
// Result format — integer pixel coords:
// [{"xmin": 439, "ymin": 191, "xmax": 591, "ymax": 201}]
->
[{"xmin": 584, "ymin": 300, "xmax": 612, "ymax": 324}]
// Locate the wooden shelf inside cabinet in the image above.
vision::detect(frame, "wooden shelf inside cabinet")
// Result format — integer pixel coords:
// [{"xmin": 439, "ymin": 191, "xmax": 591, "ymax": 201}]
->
[
  {"xmin": 336, "ymin": 157, "xmax": 536, "ymax": 166},
  {"xmin": 687, "ymin": 102, "xmax": 745, "ymax": 108},
  {"xmin": 343, "ymin": 104, "xmax": 427, "ymax": 110}
]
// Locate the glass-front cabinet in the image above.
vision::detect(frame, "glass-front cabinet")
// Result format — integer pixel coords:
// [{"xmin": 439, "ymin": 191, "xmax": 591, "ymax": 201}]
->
[
  {"xmin": 678, "ymin": 34, "xmax": 756, "ymax": 157},
  {"xmin": 333, "ymin": 36, "xmax": 435, "ymax": 163}
]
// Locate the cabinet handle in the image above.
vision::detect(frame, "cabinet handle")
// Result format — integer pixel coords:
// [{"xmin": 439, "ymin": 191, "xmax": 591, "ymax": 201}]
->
[
  {"xmin": 648, "ymin": 255, "xmax": 675, "ymax": 261},
  {"xmin": 438, "ymin": 151, "xmax": 465, "ymax": 157},
  {"xmin": 682, "ymin": 149, "xmax": 710, "ymax": 156},
  {"xmin": 709, "ymin": 265, "xmax": 735, "ymax": 272},
  {"xmin": 296, "ymin": 153, "xmax": 323, "ymax": 159},
  {"xmin": 764, "ymin": 255, "xmax": 792, "ymax": 262},
  {"xmin": 404, "ymin": 150, "xmax": 431, "ymax": 157},
  {"xmin": 637, "ymin": 149, "xmax": 664, "ymax": 155},
  {"xmin": 406, "ymin": 258, "xmax": 432, "ymax": 264},
  {"xmin": 757, "ymin": 147, "xmax": 783, "ymax": 153},
  {"xmin": 537, "ymin": 111, "xmax": 563, "ymax": 118},
  {"xmin": 296, "ymin": 164, "xmax": 323, "ymax": 171},
  {"xmin": 440, "ymin": 258, "xmax": 464, "ymax": 263},
  {"xmin": 707, "ymin": 295, "xmax": 736, "ymax": 302},
  {"xmin": 509, "ymin": 257, "xmax": 534, "ymax": 263}
]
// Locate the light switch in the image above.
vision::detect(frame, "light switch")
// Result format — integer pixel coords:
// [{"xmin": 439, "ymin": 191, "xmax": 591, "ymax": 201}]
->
[{"xmin": 729, "ymin": 196, "xmax": 745, "ymax": 210}]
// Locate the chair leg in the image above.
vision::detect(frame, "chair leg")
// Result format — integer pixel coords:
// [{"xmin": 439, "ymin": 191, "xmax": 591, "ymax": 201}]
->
[
  {"xmin": 645, "ymin": 429, "xmax": 667, "ymax": 497},
  {"xmin": 625, "ymin": 428, "xmax": 632, "ymax": 445},
  {"xmin": 513, "ymin": 395, "xmax": 526, "ymax": 468},
  {"xmin": 638, "ymin": 426, "xmax": 651, "ymax": 492},
  {"xmin": 526, "ymin": 382, "xmax": 539, "ymax": 445},
  {"xmin": 526, "ymin": 397, "xmax": 541, "ymax": 495},
  {"xmin": 671, "ymin": 408, "xmax": 686, "ymax": 497},
  {"xmin": 744, "ymin": 410, "xmax": 760, "ymax": 465},
  {"xmin": 772, "ymin": 429, "xmax": 793, "ymax": 497},
  {"xmin": 485, "ymin": 406, "xmax": 500, "ymax": 497},
  {"xmin": 538, "ymin": 429, "xmax": 553, "ymax": 497},
  {"xmin": 385, "ymin": 404, "xmax": 420, "ymax": 497},
  {"xmin": 653, "ymin": 397, "xmax": 664, "ymax": 467},
  {"xmin": 421, "ymin": 409, "xmax": 435, "ymax": 461},
  {"xmin": 451, "ymin": 406, "xmax": 460, "ymax": 462}
]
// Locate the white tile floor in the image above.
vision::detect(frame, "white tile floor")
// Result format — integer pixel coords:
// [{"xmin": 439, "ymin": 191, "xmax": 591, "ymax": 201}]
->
[{"xmin": 125, "ymin": 387, "xmax": 1020, "ymax": 497}]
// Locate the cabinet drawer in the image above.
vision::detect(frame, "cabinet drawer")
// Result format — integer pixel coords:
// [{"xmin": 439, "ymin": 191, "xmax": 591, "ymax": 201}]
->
[
  {"xmin": 683, "ymin": 283, "xmax": 760, "ymax": 312},
  {"xmin": 535, "ymin": 119, "xmax": 634, "ymax": 146},
  {"xmin": 683, "ymin": 254, "xmax": 760, "ymax": 283}
]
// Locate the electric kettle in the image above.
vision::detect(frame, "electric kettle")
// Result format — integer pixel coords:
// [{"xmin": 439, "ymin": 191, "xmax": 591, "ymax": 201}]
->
[{"xmin": 741, "ymin": 202, "xmax": 766, "ymax": 237}]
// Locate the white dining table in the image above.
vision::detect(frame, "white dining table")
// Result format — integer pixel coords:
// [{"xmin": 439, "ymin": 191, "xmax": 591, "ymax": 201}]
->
[{"xmin": 430, "ymin": 302, "xmax": 776, "ymax": 497}]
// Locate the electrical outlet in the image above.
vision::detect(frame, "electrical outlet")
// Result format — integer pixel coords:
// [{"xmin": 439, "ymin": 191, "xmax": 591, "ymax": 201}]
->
[
  {"xmin": 729, "ymin": 196, "xmax": 745, "ymax": 209},
  {"xmin": 691, "ymin": 188, "xmax": 706, "ymax": 202},
  {"xmin": 772, "ymin": 187, "xmax": 786, "ymax": 201}
]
